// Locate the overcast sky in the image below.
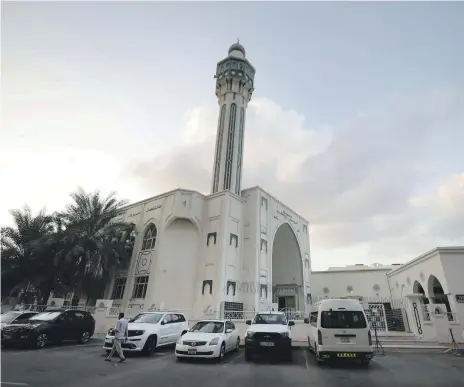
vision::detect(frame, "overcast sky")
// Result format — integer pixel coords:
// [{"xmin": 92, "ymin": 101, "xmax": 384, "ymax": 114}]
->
[{"xmin": 1, "ymin": 2, "xmax": 463, "ymax": 270}]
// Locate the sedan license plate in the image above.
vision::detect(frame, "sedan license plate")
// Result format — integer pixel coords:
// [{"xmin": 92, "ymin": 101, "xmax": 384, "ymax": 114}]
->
[
  {"xmin": 340, "ymin": 337, "xmax": 350, "ymax": 343},
  {"xmin": 260, "ymin": 342, "xmax": 274, "ymax": 347},
  {"xmin": 337, "ymin": 353, "xmax": 356, "ymax": 358},
  {"xmin": 188, "ymin": 348, "xmax": 197, "ymax": 355}
]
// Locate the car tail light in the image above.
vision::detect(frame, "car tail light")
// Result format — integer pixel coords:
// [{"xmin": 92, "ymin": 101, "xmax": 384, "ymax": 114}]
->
[
  {"xmin": 317, "ymin": 330, "xmax": 323, "ymax": 345},
  {"xmin": 368, "ymin": 331, "xmax": 372, "ymax": 346}
]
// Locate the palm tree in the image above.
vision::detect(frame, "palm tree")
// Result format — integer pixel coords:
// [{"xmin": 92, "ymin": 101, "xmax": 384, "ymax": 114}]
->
[
  {"xmin": 57, "ymin": 188, "xmax": 135, "ymax": 303},
  {"xmin": 1, "ymin": 206, "xmax": 56, "ymax": 303}
]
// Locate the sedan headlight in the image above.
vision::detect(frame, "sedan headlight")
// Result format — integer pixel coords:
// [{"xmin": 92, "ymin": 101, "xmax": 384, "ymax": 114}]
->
[
  {"xmin": 209, "ymin": 337, "xmax": 220, "ymax": 346},
  {"xmin": 246, "ymin": 331, "xmax": 255, "ymax": 338},
  {"xmin": 107, "ymin": 327, "xmax": 115, "ymax": 336},
  {"xmin": 131, "ymin": 330, "xmax": 145, "ymax": 336}
]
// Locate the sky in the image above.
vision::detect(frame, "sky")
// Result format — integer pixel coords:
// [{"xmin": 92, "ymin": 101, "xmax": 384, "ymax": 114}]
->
[{"xmin": 1, "ymin": 1, "xmax": 464, "ymax": 271}]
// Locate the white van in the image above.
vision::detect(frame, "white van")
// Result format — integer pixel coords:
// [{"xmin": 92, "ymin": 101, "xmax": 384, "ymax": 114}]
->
[{"xmin": 304, "ymin": 299, "xmax": 373, "ymax": 366}]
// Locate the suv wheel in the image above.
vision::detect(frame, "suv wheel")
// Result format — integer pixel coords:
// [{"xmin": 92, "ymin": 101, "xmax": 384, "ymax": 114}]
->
[
  {"xmin": 79, "ymin": 331, "xmax": 91, "ymax": 344},
  {"xmin": 142, "ymin": 335, "xmax": 157, "ymax": 356}
]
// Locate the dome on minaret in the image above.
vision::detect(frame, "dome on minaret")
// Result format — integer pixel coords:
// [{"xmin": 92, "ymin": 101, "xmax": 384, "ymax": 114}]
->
[{"xmin": 228, "ymin": 41, "xmax": 246, "ymax": 58}]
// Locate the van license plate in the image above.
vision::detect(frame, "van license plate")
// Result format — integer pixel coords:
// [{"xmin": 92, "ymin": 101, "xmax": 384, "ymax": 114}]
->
[
  {"xmin": 260, "ymin": 342, "xmax": 274, "ymax": 347},
  {"xmin": 337, "ymin": 353, "xmax": 356, "ymax": 357},
  {"xmin": 188, "ymin": 348, "xmax": 197, "ymax": 355},
  {"xmin": 340, "ymin": 337, "xmax": 350, "ymax": 343}
]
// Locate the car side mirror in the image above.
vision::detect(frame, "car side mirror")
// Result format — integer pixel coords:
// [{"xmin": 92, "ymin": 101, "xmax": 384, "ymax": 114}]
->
[
  {"xmin": 160, "ymin": 320, "xmax": 166, "ymax": 325},
  {"xmin": 245, "ymin": 320, "xmax": 252, "ymax": 325},
  {"xmin": 226, "ymin": 329, "xmax": 233, "ymax": 334},
  {"xmin": 288, "ymin": 321, "xmax": 295, "ymax": 327},
  {"xmin": 303, "ymin": 318, "xmax": 309, "ymax": 324}
]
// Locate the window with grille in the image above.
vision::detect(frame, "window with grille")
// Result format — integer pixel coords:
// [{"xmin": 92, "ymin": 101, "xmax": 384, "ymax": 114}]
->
[
  {"xmin": 141, "ymin": 224, "xmax": 157, "ymax": 251},
  {"xmin": 132, "ymin": 276, "xmax": 149, "ymax": 299},
  {"xmin": 112, "ymin": 277, "xmax": 127, "ymax": 299}
]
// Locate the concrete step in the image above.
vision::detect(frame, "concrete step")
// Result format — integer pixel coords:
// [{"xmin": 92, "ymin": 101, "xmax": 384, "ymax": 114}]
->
[
  {"xmin": 380, "ymin": 344, "xmax": 448, "ymax": 353},
  {"xmin": 379, "ymin": 339, "xmax": 441, "ymax": 346}
]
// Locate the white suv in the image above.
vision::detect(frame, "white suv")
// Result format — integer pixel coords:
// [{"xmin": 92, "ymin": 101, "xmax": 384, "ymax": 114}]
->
[
  {"xmin": 244, "ymin": 311, "xmax": 295, "ymax": 362},
  {"xmin": 104, "ymin": 312, "xmax": 189, "ymax": 356}
]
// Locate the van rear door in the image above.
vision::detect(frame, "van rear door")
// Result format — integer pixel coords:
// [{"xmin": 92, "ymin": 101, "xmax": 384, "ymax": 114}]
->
[{"xmin": 320, "ymin": 310, "xmax": 370, "ymax": 349}]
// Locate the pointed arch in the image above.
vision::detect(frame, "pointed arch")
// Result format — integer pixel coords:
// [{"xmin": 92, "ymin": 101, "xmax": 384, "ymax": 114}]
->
[{"xmin": 141, "ymin": 223, "xmax": 157, "ymax": 251}]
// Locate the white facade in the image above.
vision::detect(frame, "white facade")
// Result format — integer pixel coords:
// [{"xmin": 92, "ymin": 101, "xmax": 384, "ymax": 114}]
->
[
  {"xmin": 104, "ymin": 43, "xmax": 311, "ymax": 319},
  {"xmin": 311, "ymin": 247, "xmax": 464, "ymax": 342},
  {"xmin": 312, "ymin": 264, "xmax": 401, "ymax": 300}
]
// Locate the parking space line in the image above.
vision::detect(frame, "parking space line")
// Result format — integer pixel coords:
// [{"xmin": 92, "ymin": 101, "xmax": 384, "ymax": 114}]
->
[
  {"xmin": 1, "ymin": 382, "xmax": 29, "ymax": 386},
  {"xmin": 372, "ymin": 358, "xmax": 394, "ymax": 372},
  {"xmin": 226, "ymin": 352, "xmax": 243, "ymax": 364},
  {"xmin": 302, "ymin": 349, "xmax": 309, "ymax": 369}
]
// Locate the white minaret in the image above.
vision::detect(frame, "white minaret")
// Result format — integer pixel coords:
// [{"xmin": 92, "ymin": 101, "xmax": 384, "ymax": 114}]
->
[{"xmin": 211, "ymin": 41, "xmax": 256, "ymax": 195}]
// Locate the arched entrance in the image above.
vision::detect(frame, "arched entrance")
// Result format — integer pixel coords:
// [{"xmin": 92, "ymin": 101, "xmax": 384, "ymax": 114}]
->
[
  {"xmin": 427, "ymin": 275, "xmax": 452, "ymax": 318},
  {"xmin": 153, "ymin": 218, "xmax": 199, "ymax": 311},
  {"xmin": 271, "ymin": 223, "xmax": 304, "ymax": 314},
  {"xmin": 413, "ymin": 281, "xmax": 429, "ymax": 304}
]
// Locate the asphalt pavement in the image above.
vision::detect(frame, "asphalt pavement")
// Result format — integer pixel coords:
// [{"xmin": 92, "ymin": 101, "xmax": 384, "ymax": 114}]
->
[{"xmin": 2, "ymin": 340, "xmax": 464, "ymax": 387}]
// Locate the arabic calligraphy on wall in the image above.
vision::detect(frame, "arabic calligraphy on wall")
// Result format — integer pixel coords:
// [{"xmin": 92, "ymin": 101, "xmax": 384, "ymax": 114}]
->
[
  {"xmin": 146, "ymin": 204, "xmax": 162, "ymax": 212},
  {"xmin": 275, "ymin": 209, "xmax": 298, "ymax": 225}
]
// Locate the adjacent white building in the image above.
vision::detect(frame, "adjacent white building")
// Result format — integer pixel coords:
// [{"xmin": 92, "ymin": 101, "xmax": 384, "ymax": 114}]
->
[
  {"xmin": 312, "ymin": 247, "xmax": 464, "ymax": 342},
  {"xmin": 102, "ymin": 43, "xmax": 312, "ymax": 319}
]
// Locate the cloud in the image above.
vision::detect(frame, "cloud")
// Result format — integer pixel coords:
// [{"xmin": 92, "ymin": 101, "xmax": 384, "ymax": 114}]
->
[{"xmin": 124, "ymin": 86, "xmax": 464, "ymax": 265}]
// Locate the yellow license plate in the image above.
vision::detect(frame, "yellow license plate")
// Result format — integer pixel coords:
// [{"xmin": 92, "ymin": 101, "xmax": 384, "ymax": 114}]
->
[{"xmin": 337, "ymin": 353, "xmax": 356, "ymax": 358}]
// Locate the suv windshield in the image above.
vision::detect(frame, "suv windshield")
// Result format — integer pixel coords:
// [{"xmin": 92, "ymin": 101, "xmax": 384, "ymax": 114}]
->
[
  {"xmin": 30, "ymin": 312, "xmax": 62, "ymax": 321},
  {"xmin": 0, "ymin": 312, "xmax": 20, "ymax": 323},
  {"xmin": 253, "ymin": 313, "xmax": 287, "ymax": 325},
  {"xmin": 190, "ymin": 321, "xmax": 224, "ymax": 333},
  {"xmin": 130, "ymin": 313, "xmax": 163, "ymax": 324},
  {"xmin": 321, "ymin": 311, "xmax": 367, "ymax": 329}
]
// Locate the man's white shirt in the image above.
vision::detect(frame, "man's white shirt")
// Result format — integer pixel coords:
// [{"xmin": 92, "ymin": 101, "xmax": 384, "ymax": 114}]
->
[{"xmin": 115, "ymin": 318, "xmax": 129, "ymax": 340}]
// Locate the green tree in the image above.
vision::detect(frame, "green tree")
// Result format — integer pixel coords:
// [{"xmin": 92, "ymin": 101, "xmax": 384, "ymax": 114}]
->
[
  {"xmin": 1, "ymin": 206, "xmax": 55, "ymax": 302},
  {"xmin": 57, "ymin": 188, "xmax": 135, "ymax": 303}
]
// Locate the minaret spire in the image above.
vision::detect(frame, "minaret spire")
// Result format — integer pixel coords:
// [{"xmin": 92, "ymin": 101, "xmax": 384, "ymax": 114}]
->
[{"xmin": 210, "ymin": 42, "xmax": 256, "ymax": 196}]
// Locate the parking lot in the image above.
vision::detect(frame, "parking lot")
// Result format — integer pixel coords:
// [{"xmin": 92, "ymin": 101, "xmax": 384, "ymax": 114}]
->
[{"xmin": 2, "ymin": 341, "xmax": 464, "ymax": 387}]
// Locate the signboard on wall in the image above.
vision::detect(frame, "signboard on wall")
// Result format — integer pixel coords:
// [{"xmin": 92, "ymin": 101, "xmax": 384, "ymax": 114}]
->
[{"xmin": 455, "ymin": 295, "xmax": 464, "ymax": 303}]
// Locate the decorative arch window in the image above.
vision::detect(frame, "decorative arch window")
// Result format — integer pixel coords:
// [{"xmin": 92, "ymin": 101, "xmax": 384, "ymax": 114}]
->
[{"xmin": 141, "ymin": 224, "xmax": 157, "ymax": 251}]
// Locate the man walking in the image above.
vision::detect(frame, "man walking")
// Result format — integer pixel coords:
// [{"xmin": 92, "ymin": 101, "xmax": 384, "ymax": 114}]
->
[{"xmin": 105, "ymin": 312, "xmax": 128, "ymax": 363}]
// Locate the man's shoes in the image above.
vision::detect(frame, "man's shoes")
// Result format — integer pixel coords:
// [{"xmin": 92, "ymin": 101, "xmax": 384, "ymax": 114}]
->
[
  {"xmin": 119, "ymin": 358, "xmax": 126, "ymax": 363},
  {"xmin": 104, "ymin": 358, "xmax": 111, "ymax": 362}
]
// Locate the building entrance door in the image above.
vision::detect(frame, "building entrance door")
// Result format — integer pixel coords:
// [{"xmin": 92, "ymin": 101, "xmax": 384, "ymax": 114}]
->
[{"xmin": 278, "ymin": 296, "xmax": 295, "ymax": 310}]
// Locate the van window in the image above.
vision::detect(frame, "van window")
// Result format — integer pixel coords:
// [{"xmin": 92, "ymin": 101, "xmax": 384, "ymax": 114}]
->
[
  {"xmin": 321, "ymin": 311, "xmax": 367, "ymax": 329},
  {"xmin": 310, "ymin": 312, "xmax": 318, "ymax": 327}
]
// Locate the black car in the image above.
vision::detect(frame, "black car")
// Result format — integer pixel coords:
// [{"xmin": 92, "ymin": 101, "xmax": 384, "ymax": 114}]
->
[{"xmin": 1, "ymin": 309, "xmax": 95, "ymax": 349}]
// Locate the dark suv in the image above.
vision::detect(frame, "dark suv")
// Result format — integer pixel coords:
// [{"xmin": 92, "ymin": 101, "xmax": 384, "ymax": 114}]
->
[{"xmin": 1, "ymin": 309, "xmax": 95, "ymax": 349}]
